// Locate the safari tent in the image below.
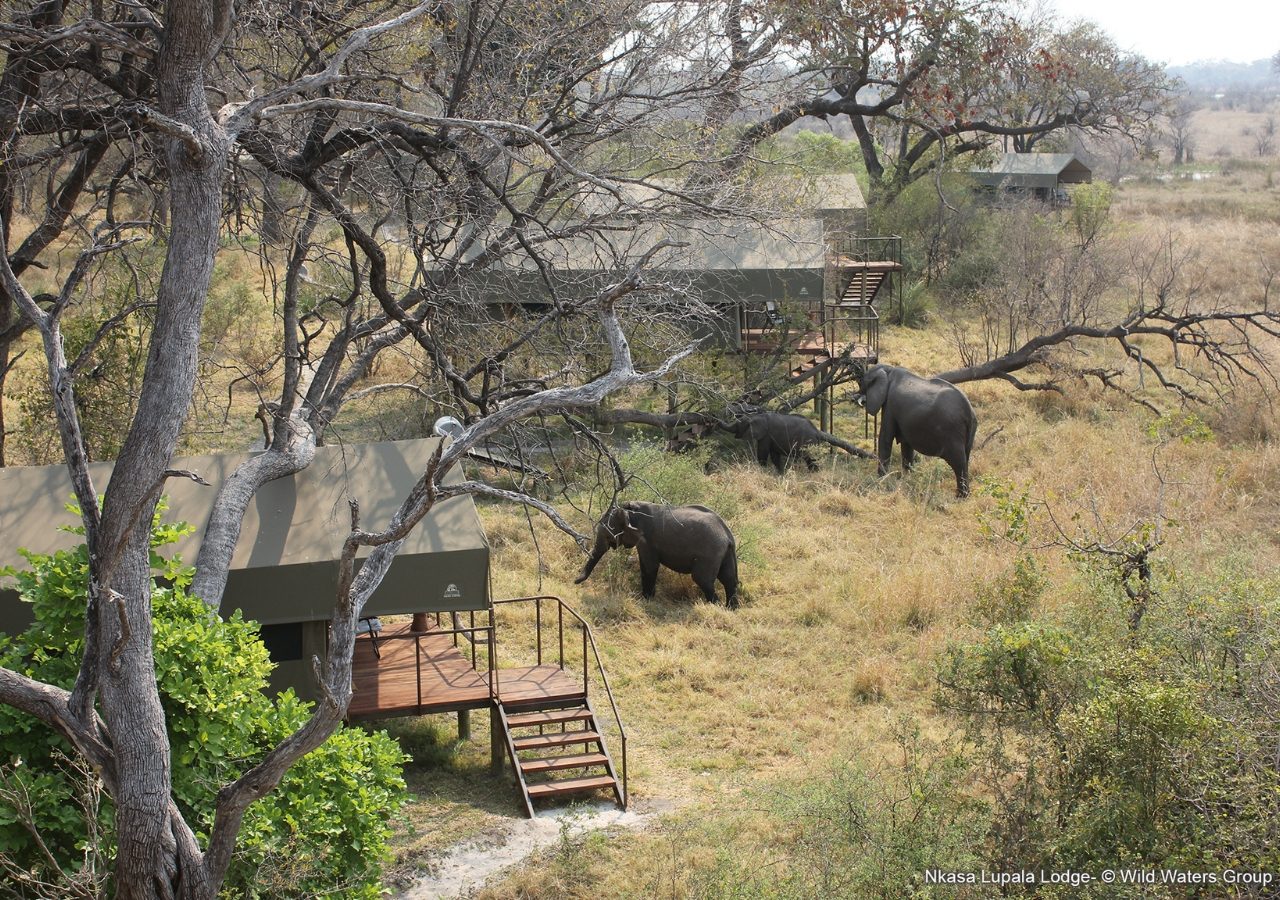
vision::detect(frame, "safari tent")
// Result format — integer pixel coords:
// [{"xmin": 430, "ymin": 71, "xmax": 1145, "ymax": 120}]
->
[
  {"xmin": 0, "ymin": 438, "xmax": 627, "ymax": 813},
  {"xmin": 465, "ymin": 174, "xmax": 878, "ymax": 349},
  {"xmin": 969, "ymin": 152, "xmax": 1093, "ymax": 202},
  {"xmin": 0, "ymin": 438, "xmax": 490, "ymax": 699}
]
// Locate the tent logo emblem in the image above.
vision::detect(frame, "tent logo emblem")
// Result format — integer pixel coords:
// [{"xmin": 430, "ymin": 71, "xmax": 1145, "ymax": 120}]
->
[{"xmin": 444, "ymin": 583, "xmax": 461, "ymax": 599}]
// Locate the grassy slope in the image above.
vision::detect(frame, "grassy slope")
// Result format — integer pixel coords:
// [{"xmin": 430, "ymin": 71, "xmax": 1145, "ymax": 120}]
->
[{"xmin": 382, "ymin": 165, "xmax": 1280, "ymax": 895}]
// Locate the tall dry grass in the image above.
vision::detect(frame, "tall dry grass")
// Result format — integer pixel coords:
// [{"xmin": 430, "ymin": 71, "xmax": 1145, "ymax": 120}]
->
[{"xmin": 453, "ymin": 173, "xmax": 1280, "ymax": 896}]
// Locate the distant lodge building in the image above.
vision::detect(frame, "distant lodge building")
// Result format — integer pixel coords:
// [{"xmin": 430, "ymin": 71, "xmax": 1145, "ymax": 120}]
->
[
  {"xmin": 0, "ymin": 439, "xmax": 628, "ymax": 815},
  {"xmin": 470, "ymin": 174, "xmax": 875, "ymax": 339},
  {"xmin": 968, "ymin": 153, "xmax": 1093, "ymax": 204},
  {"xmin": 467, "ymin": 175, "xmax": 902, "ymax": 428}
]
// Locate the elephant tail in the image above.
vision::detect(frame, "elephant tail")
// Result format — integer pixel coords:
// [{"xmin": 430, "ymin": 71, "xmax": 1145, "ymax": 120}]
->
[
  {"xmin": 967, "ymin": 415, "xmax": 978, "ymax": 457},
  {"xmin": 815, "ymin": 429, "xmax": 877, "ymax": 460}
]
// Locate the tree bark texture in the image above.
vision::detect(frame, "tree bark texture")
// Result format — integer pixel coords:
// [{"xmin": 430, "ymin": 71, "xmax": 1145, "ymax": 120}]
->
[{"xmin": 91, "ymin": 1, "xmax": 233, "ymax": 896}]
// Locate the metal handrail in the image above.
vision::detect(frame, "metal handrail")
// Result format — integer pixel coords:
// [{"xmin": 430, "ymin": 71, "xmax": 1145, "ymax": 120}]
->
[
  {"xmin": 371, "ymin": 624, "xmax": 492, "ymax": 642},
  {"xmin": 491, "ymin": 595, "xmax": 629, "ymax": 807},
  {"xmin": 828, "ymin": 233, "xmax": 903, "ymax": 265}
]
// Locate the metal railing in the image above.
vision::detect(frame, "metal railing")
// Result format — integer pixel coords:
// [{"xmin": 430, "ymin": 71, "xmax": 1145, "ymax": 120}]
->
[
  {"xmin": 826, "ymin": 233, "xmax": 903, "ymax": 268},
  {"xmin": 491, "ymin": 595, "xmax": 629, "ymax": 807},
  {"xmin": 825, "ymin": 233, "xmax": 903, "ymax": 317},
  {"xmin": 823, "ymin": 298, "xmax": 879, "ymax": 358},
  {"xmin": 428, "ymin": 608, "xmax": 496, "ymax": 672}
]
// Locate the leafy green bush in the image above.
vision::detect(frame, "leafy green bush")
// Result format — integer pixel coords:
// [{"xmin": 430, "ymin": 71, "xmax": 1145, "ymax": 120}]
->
[
  {"xmin": 971, "ymin": 553, "xmax": 1048, "ymax": 627},
  {"xmin": 938, "ymin": 554, "xmax": 1280, "ymax": 881},
  {"xmin": 888, "ymin": 279, "xmax": 934, "ymax": 328},
  {"xmin": 0, "ymin": 509, "xmax": 408, "ymax": 898},
  {"xmin": 614, "ymin": 440, "xmax": 716, "ymax": 510}
]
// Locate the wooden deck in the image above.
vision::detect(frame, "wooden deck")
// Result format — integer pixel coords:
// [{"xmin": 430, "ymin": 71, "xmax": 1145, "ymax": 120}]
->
[{"xmin": 346, "ymin": 622, "xmax": 585, "ymax": 720}]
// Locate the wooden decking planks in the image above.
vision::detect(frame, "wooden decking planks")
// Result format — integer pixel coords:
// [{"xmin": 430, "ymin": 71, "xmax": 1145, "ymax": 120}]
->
[
  {"xmin": 492, "ymin": 664, "xmax": 585, "ymax": 706},
  {"xmin": 346, "ymin": 621, "xmax": 585, "ymax": 720}
]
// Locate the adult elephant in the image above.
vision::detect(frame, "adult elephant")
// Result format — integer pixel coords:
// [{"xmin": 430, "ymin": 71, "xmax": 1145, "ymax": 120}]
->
[
  {"xmin": 727, "ymin": 410, "xmax": 873, "ymax": 472},
  {"xmin": 574, "ymin": 501, "xmax": 739, "ymax": 608},
  {"xmin": 855, "ymin": 364, "xmax": 978, "ymax": 497}
]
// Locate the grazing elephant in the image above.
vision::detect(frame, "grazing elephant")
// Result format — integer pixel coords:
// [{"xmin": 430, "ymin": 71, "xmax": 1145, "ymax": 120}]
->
[
  {"xmin": 728, "ymin": 410, "xmax": 873, "ymax": 472},
  {"xmin": 854, "ymin": 364, "xmax": 978, "ymax": 497},
  {"xmin": 574, "ymin": 501, "xmax": 739, "ymax": 608}
]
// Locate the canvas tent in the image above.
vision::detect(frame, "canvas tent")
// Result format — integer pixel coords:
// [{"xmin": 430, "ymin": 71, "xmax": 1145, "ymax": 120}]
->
[
  {"xmin": 0, "ymin": 438, "xmax": 490, "ymax": 698},
  {"xmin": 968, "ymin": 153, "xmax": 1093, "ymax": 200},
  {"xmin": 463, "ymin": 175, "xmax": 868, "ymax": 347}
]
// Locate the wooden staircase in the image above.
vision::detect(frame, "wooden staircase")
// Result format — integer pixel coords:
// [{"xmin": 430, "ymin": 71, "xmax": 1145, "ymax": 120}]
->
[
  {"xmin": 498, "ymin": 698, "xmax": 625, "ymax": 817},
  {"xmin": 834, "ymin": 258, "xmax": 900, "ymax": 306}
]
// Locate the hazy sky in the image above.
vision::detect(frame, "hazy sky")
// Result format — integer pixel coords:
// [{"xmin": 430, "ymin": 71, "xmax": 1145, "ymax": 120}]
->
[{"xmin": 1048, "ymin": 0, "xmax": 1279, "ymax": 65}]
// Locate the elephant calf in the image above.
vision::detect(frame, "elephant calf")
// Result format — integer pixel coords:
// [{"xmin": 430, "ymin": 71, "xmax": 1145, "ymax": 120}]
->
[
  {"xmin": 574, "ymin": 501, "xmax": 740, "ymax": 608},
  {"xmin": 855, "ymin": 364, "xmax": 978, "ymax": 497},
  {"xmin": 728, "ymin": 410, "xmax": 873, "ymax": 472}
]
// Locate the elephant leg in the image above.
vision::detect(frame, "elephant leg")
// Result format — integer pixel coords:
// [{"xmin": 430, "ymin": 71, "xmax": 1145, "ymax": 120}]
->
[
  {"xmin": 639, "ymin": 566, "xmax": 659, "ymax": 598},
  {"xmin": 801, "ymin": 448, "xmax": 819, "ymax": 471},
  {"xmin": 770, "ymin": 444, "xmax": 787, "ymax": 473},
  {"xmin": 638, "ymin": 552, "xmax": 660, "ymax": 598},
  {"xmin": 944, "ymin": 448, "xmax": 971, "ymax": 498},
  {"xmin": 900, "ymin": 442, "xmax": 915, "ymax": 472},
  {"xmin": 718, "ymin": 554, "xmax": 739, "ymax": 609},
  {"xmin": 876, "ymin": 421, "xmax": 894, "ymax": 477},
  {"xmin": 692, "ymin": 564, "xmax": 720, "ymax": 605},
  {"xmin": 754, "ymin": 440, "xmax": 771, "ymax": 468}
]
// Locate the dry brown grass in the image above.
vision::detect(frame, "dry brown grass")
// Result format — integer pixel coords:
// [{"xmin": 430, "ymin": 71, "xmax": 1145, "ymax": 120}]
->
[
  {"xmin": 457, "ymin": 174, "xmax": 1280, "ymax": 896},
  {"xmin": 1189, "ymin": 103, "xmax": 1280, "ymax": 161}
]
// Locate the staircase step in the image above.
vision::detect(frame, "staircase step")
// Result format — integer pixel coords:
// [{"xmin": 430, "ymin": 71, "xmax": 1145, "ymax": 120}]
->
[
  {"xmin": 519, "ymin": 752, "xmax": 609, "ymax": 774},
  {"xmin": 525, "ymin": 775, "xmax": 617, "ymax": 799},
  {"xmin": 512, "ymin": 730, "xmax": 601, "ymax": 751},
  {"xmin": 506, "ymin": 707, "xmax": 592, "ymax": 728}
]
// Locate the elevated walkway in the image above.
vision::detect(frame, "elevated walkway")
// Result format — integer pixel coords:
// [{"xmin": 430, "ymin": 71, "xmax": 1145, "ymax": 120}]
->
[{"xmin": 736, "ymin": 235, "xmax": 901, "ymax": 436}]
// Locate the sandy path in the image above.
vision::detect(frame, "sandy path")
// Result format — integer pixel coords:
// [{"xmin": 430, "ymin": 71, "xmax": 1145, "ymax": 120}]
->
[{"xmin": 394, "ymin": 801, "xmax": 664, "ymax": 899}]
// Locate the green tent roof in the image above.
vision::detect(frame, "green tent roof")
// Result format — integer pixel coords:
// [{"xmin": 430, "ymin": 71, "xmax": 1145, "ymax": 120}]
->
[
  {"xmin": 0, "ymin": 438, "xmax": 490, "ymax": 633},
  {"xmin": 969, "ymin": 153, "xmax": 1093, "ymax": 189}
]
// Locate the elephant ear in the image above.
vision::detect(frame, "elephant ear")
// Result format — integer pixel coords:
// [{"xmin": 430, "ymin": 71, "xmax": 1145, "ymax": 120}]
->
[
  {"xmin": 863, "ymin": 367, "xmax": 889, "ymax": 416},
  {"xmin": 617, "ymin": 506, "xmax": 642, "ymax": 547}
]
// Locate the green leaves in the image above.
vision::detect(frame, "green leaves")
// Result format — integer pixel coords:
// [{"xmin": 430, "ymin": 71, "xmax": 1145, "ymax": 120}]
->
[
  {"xmin": 938, "ymin": 558, "xmax": 1280, "ymax": 876},
  {"xmin": 0, "ymin": 508, "xmax": 408, "ymax": 897}
]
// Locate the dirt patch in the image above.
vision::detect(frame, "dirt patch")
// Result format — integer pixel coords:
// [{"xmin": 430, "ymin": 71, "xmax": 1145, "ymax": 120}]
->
[{"xmin": 393, "ymin": 800, "xmax": 670, "ymax": 899}]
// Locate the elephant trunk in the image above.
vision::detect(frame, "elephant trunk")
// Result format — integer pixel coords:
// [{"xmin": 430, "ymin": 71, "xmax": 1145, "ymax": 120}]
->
[{"xmin": 574, "ymin": 534, "xmax": 609, "ymax": 584}]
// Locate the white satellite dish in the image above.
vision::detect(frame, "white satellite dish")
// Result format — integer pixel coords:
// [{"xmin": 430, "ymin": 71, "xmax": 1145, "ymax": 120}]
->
[{"xmin": 432, "ymin": 415, "xmax": 464, "ymax": 440}]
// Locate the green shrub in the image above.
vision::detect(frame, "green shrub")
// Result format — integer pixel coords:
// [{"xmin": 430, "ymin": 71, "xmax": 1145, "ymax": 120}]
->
[
  {"xmin": 0, "ymin": 508, "xmax": 408, "ymax": 898},
  {"xmin": 938, "ymin": 620, "xmax": 1083, "ymax": 733},
  {"xmin": 938, "ymin": 554, "xmax": 1280, "ymax": 880},
  {"xmin": 613, "ymin": 440, "xmax": 716, "ymax": 510},
  {"xmin": 888, "ymin": 279, "xmax": 933, "ymax": 328},
  {"xmin": 971, "ymin": 553, "xmax": 1048, "ymax": 627}
]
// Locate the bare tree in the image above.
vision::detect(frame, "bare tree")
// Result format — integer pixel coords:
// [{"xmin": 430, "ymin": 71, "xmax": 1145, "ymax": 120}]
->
[
  {"xmin": 1251, "ymin": 116, "xmax": 1277, "ymax": 158},
  {"xmin": 937, "ymin": 209, "xmax": 1280, "ymax": 408},
  {"xmin": 699, "ymin": 2, "xmax": 1173, "ymax": 204},
  {"xmin": 1166, "ymin": 94, "xmax": 1198, "ymax": 166},
  {"xmin": 0, "ymin": 0, "xmax": 770, "ymax": 895}
]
